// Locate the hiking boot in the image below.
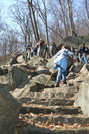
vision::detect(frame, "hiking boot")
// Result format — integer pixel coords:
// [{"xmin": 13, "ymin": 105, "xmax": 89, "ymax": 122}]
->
[
  {"xmin": 54, "ymin": 83, "xmax": 60, "ymax": 87},
  {"xmin": 62, "ymin": 81, "xmax": 67, "ymax": 84}
]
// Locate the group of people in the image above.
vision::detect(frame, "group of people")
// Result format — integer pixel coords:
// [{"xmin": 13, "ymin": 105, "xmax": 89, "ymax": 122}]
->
[
  {"xmin": 53, "ymin": 43, "xmax": 89, "ymax": 87},
  {"xmin": 26, "ymin": 38, "xmax": 57, "ymax": 59},
  {"xmin": 26, "ymin": 40, "xmax": 89, "ymax": 87}
]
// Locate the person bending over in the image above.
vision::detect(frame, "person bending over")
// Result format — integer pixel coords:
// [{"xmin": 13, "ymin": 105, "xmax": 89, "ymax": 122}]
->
[{"xmin": 54, "ymin": 45, "xmax": 74, "ymax": 87}]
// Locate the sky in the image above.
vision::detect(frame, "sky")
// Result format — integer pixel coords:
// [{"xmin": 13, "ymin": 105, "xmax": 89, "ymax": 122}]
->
[
  {"xmin": 1, "ymin": 0, "xmax": 27, "ymax": 28},
  {"xmin": 1, "ymin": 0, "xmax": 12, "ymax": 6},
  {"xmin": 1, "ymin": 0, "xmax": 14, "ymax": 22},
  {"xmin": 0, "ymin": 0, "xmax": 84, "ymax": 30},
  {"xmin": 1, "ymin": 0, "xmax": 14, "ymax": 10},
  {"xmin": 1, "ymin": 0, "xmax": 20, "ymax": 29}
]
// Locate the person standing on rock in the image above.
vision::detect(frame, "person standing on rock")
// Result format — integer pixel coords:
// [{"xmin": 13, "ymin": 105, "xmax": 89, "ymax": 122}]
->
[
  {"xmin": 75, "ymin": 45, "xmax": 82, "ymax": 62},
  {"xmin": 37, "ymin": 38, "xmax": 49, "ymax": 58},
  {"xmin": 37, "ymin": 38, "xmax": 45, "ymax": 57},
  {"xmin": 50, "ymin": 42, "xmax": 57, "ymax": 58},
  {"xmin": 53, "ymin": 45, "xmax": 74, "ymax": 87},
  {"xmin": 33, "ymin": 43, "xmax": 39, "ymax": 56},
  {"xmin": 76, "ymin": 43, "xmax": 89, "ymax": 64},
  {"xmin": 26, "ymin": 42, "xmax": 33, "ymax": 59}
]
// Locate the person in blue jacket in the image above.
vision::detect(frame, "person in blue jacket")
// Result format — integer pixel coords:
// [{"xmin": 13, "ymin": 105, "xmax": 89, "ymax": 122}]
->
[{"xmin": 54, "ymin": 45, "xmax": 74, "ymax": 87}]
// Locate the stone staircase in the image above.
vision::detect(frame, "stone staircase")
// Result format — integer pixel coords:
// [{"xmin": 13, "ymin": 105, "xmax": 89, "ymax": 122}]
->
[{"xmin": 17, "ymin": 84, "xmax": 89, "ymax": 134}]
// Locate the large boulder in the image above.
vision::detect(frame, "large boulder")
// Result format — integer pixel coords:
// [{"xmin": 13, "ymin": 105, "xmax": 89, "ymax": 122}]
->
[
  {"xmin": 58, "ymin": 36, "xmax": 89, "ymax": 49},
  {"xmin": 46, "ymin": 56, "xmax": 54, "ymax": 70},
  {"xmin": 69, "ymin": 62, "xmax": 83, "ymax": 73},
  {"xmin": 9, "ymin": 66, "xmax": 29, "ymax": 90},
  {"xmin": 80, "ymin": 64, "xmax": 89, "ymax": 75},
  {"xmin": 7, "ymin": 53, "xmax": 23, "ymax": 66},
  {"xmin": 0, "ymin": 66, "xmax": 30, "ymax": 91},
  {"xmin": 74, "ymin": 76, "xmax": 89, "ymax": 117},
  {"xmin": 37, "ymin": 66, "xmax": 51, "ymax": 75},
  {"xmin": 0, "ymin": 73, "xmax": 13, "ymax": 91},
  {"xmin": 0, "ymin": 88, "xmax": 21, "ymax": 134},
  {"xmin": 27, "ymin": 56, "xmax": 47, "ymax": 66},
  {"xmin": 16, "ymin": 55, "xmax": 25, "ymax": 63},
  {"xmin": 32, "ymin": 74, "xmax": 55, "ymax": 87},
  {"xmin": 12, "ymin": 80, "xmax": 37, "ymax": 99}
]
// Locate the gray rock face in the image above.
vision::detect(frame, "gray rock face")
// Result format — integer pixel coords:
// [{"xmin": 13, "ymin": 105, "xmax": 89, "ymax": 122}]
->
[
  {"xmin": 74, "ymin": 76, "xmax": 89, "ymax": 117},
  {"xmin": 8, "ymin": 53, "xmax": 23, "ymax": 66},
  {"xmin": 9, "ymin": 66, "xmax": 29, "ymax": 90},
  {"xmin": 59, "ymin": 36, "xmax": 89, "ymax": 49},
  {"xmin": 27, "ymin": 56, "xmax": 44, "ymax": 66},
  {"xmin": 16, "ymin": 55, "xmax": 25, "ymax": 63},
  {"xmin": 80, "ymin": 64, "xmax": 89, "ymax": 75},
  {"xmin": 32, "ymin": 74, "xmax": 55, "ymax": 86},
  {"xmin": 2, "ymin": 45, "xmax": 89, "ymax": 133},
  {"xmin": 12, "ymin": 80, "xmax": 37, "ymax": 99},
  {"xmin": 0, "ymin": 75, "xmax": 11, "ymax": 85},
  {"xmin": 0, "ymin": 88, "xmax": 21, "ymax": 134},
  {"xmin": 46, "ymin": 56, "xmax": 54, "ymax": 70},
  {"xmin": 69, "ymin": 62, "xmax": 83, "ymax": 73},
  {"xmin": 0, "ymin": 74, "xmax": 13, "ymax": 91},
  {"xmin": 0, "ymin": 66, "xmax": 30, "ymax": 92},
  {"xmin": 37, "ymin": 66, "xmax": 51, "ymax": 75}
]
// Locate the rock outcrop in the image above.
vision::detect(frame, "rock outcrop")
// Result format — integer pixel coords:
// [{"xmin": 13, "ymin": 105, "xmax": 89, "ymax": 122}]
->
[
  {"xmin": 0, "ymin": 88, "xmax": 21, "ymax": 134},
  {"xmin": 74, "ymin": 75, "xmax": 89, "ymax": 117},
  {"xmin": 58, "ymin": 36, "xmax": 89, "ymax": 49},
  {"xmin": 0, "ymin": 51, "xmax": 89, "ymax": 134}
]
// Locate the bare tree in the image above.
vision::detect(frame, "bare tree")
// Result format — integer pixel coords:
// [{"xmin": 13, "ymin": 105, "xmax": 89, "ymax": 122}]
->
[
  {"xmin": 84, "ymin": 0, "xmax": 89, "ymax": 31},
  {"xmin": 10, "ymin": 1, "xmax": 33, "ymax": 52},
  {"xmin": 67, "ymin": 0, "xmax": 75, "ymax": 36},
  {"xmin": 58, "ymin": 0, "xmax": 68, "ymax": 37},
  {"xmin": 46, "ymin": 2, "xmax": 63, "ymax": 43},
  {"xmin": 42, "ymin": 0, "xmax": 49, "ymax": 45},
  {"xmin": 27, "ymin": 0, "xmax": 39, "ymax": 43},
  {"xmin": 0, "ymin": 27, "xmax": 19, "ymax": 61}
]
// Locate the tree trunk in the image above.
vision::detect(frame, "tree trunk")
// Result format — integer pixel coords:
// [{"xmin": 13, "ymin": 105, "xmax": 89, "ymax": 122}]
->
[
  {"xmin": 67, "ymin": 0, "xmax": 75, "ymax": 36},
  {"xmin": 43, "ymin": 0, "xmax": 49, "ymax": 46},
  {"xmin": 27, "ymin": 0, "xmax": 39, "ymax": 43},
  {"xmin": 58, "ymin": 0, "xmax": 68, "ymax": 37},
  {"xmin": 84, "ymin": 0, "xmax": 89, "ymax": 30}
]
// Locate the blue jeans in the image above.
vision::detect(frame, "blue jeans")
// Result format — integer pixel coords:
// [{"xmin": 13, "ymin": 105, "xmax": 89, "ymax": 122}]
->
[
  {"xmin": 56, "ymin": 67, "xmax": 66, "ymax": 84},
  {"xmin": 81, "ymin": 53, "xmax": 88, "ymax": 64}
]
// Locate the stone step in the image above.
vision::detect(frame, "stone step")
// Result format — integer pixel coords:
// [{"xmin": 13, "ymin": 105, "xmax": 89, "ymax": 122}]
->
[
  {"xmin": 26, "ymin": 91, "xmax": 75, "ymax": 99},
  {"xmin": 20, "ymin": 113, "xmax": 89, "ymax": 125},
  {"xmin": 43, "ymin": 86, "xmax": 79, "ymax": 94},
  {"xmin": 24, "ymin": 85, "xmax": 79, "ymax": 99},
  {"xmin": 16, "ymin": 126, "xmax": 89, "ymax": 134},
  {"xmin": 20, "ymin": 104, "xmax": 82, "ymax": 115},
  {"xmin": 20, "ymin": 97, "xmax": 74, "ymax": 106}
]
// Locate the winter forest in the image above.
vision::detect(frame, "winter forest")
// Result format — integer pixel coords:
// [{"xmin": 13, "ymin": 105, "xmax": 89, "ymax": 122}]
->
[{"xmin": 0, "ymin": 0, "xmax": 89, "ymax": 62}]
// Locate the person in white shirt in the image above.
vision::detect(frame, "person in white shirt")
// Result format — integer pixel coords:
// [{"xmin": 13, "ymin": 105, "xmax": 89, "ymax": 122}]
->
[{"xmin": 54, "ymin": 45, "xmax": 74, "ymax": 87}]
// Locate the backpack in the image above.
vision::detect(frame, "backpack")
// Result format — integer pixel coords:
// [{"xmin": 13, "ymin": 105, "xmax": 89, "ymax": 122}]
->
[{"xmin": 38, "ymin": 40, "xmax": 44, "ymax": 46}]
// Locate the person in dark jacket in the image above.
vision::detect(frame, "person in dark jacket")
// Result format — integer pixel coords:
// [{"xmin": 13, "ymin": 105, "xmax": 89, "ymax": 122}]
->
[
  {"xmin": 50, "ymin": 42, "xmax": 57, "ymax": 57},
  {"xmin": 76, "ymin": 43, "xmax": 88, "ymax": 64}
]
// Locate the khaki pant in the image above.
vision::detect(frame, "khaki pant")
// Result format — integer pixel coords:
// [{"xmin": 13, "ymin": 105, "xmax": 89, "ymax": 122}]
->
[
  {"xmin": 27, "ymin": 49, "xmax": 31, "ymax": 59},
  {"xmin": 37, "ymin": 45, "xmax": 48, "ymax": 57}
]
